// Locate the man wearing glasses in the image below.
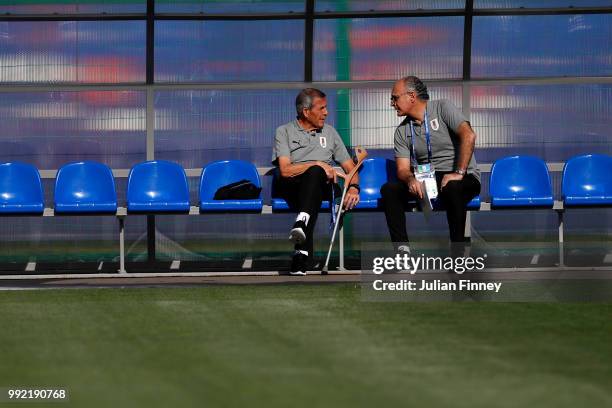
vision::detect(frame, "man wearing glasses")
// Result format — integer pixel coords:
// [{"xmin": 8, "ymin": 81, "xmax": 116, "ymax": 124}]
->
[
  {"xmin": 272, "ymin": 88, "xmax": 360, "ymax": 275},
  {"xmin": 381, "ymin": 76, "xmax": 480, "ymax": 253}
]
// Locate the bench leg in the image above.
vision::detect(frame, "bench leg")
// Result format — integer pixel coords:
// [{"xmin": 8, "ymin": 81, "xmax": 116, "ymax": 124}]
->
[
  {"xmin": 557, "ymin": 210, "xmax": 565, "ymax": 267},
  {"xmin": 118, "ymin": 216, "xmax": 126, "ymax": 274},
  {"xmin": 465, "ymin": 211, "xmax": 472, "ymax": 239}
]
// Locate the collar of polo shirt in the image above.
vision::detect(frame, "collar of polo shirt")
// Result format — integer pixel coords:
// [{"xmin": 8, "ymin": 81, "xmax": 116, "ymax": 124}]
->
[{"xmin": 295, "ymin": 120, "xmax": 322, "ymax": 134}]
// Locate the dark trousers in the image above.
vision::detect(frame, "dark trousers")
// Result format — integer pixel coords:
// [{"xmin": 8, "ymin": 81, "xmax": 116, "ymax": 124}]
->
[
  {"xmin": 380, "ymin": 172, "xmax": 481, "ymax": 243},
  {"xmin": 274, "ymin": 166, "xmax": 338, "ymax": 257}
]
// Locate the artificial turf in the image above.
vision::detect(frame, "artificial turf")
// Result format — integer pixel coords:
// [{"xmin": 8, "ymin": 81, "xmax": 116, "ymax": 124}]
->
[{"xmin": 0, "ymin": 284, "xmax": 610, "ymax": 408}]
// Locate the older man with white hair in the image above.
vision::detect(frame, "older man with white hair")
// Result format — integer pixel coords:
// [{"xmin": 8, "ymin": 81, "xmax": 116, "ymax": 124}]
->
[{"xmin": 272, "ymin": 88, "xmax": 360, "ymax": 275}]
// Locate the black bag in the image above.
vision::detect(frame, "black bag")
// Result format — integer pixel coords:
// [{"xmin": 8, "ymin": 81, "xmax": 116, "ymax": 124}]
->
[{"xmin": 213, "ymin": 179, "xmax": 262, "ymax": 200}]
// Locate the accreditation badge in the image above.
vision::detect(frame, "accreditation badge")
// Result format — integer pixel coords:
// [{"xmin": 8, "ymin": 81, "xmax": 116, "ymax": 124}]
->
[
  {"xmin": 414, "ymin": 163, "xmax": 438, "ymax": 209},
  {"xmin": 319, "ymin": 136, "xmax": 327, "ymax": 148}
]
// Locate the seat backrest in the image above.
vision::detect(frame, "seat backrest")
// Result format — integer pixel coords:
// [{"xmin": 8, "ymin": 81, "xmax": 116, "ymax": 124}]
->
[
  {"xmin": 55, "ymin": 161, "xmax": 117, "ymax": 207},
  {"xmin": 200, "ymin": 160, "xmax": 261, "ymax": 200},
  {"xmin": 127, "ymin": 160, "xmax": 189, "ymax": 205},
  {"xmin": 0, "ymin": 162, "xmax": 44, "ymax": 213},
  {"xmin": 562, "ymin": 154, "xmax": 612, "ymax": 199},
  {"xmin": 359, "ymin": 158, "xmax": 397, "ymax": 200},
  {"xmin": 490, "ymin": 155, "xmax": 552, "ymax": 199}
]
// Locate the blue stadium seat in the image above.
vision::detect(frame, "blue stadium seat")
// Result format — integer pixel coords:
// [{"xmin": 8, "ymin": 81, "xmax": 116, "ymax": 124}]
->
[
  {"xmin": 54, "ymin": 161, "xmax": 117, "ymax": 214},
  {"xmin": 562, "ymin": 154, "xmax": 612, "ymax": 207},
  {"xmin": 271, "ymin": 197, "xmax": 331, "ymax": 211},
  {"xmin": 199, "ymin": 160, "xmax": 263, "ymax": 212},
  {"xmin": 127, "ymin": 160, "xmax": 190, "ymax": 213},
  {"xmin": 0, "ymin": 162, "xmax": 44, "ymax": 214},
  {"xmin": 433, "ymin": 195, "xmax": 481, "ymax": 211},
  {"xmin": 490, "ymin": 155, "xmax": 553, "ymax": 208},
  {"xmin": 355, "ymin": 158, "xmax": 392, "ymax": 210},
  {"xmin": 466, "ymin": 196, "xmax": 481, "ymax": 210},
  {"xmin": 271, "ymin": 198, "xmax": 331, "ymax": 211},
  {"xmin": 270, "ymin": 167, "xmax": 331, "ymax": 212},
  {"xmin": 354, "ymin": 158, "xmax": 477, "ymax": 211}
]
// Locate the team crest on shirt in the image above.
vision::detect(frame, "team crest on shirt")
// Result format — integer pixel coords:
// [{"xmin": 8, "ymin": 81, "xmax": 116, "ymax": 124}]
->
[
  {"xmin": 430, "ymin": 118, "xmax": 439, "ymax": 131},
  {"xmin": 319, "ymin": 136, "xmax": 327, "ymax": 148}
]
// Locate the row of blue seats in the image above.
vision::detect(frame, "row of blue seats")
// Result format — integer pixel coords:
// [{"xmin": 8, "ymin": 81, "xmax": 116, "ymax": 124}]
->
[
  {"xmin": 1, "ymin": 154, "xmax": 611, "ymax": 215},
  {"xmin": 0, "ymin": 160, "xmax": 262, "ymax": 214},
  {"xmin": 353, "ymin": 153, "xmax": 612, "ymax": 210}
]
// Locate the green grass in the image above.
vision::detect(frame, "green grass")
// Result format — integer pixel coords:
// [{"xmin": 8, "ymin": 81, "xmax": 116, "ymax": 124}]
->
[{"xmin": 0, "ymin": 285, "xmax": 610, "ymax": 407}]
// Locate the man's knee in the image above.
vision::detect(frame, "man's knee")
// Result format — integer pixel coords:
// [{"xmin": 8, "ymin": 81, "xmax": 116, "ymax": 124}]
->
[
  {"xmin": 440, "ymin": 180, "xmax": 465, "ymax": 205},
  {"xmin": 441, "ymin": 180, "xmax": 463, "ymax": 195},
  {"xmin": 303, "ymin": 164, "xmax": 327, "ymax": 182}
]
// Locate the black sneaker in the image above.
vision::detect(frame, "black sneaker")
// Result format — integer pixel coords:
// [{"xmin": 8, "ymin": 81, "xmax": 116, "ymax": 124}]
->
[
  {"xmin": 289, "ymin": 220, "xmax": 307, "ymax": 244},
  {"xmin": 290, "ymin": 252, "xmax": 308, "ymax": 276}
]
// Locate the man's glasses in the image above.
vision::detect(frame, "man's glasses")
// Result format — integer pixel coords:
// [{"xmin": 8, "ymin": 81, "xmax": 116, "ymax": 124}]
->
[{"xmin": 390, "ymin": 91, "xmax": 412, "ymax": 103}]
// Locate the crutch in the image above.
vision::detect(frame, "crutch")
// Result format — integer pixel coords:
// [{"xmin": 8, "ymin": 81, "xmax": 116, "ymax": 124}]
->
[{"xmin": 322, "ymin": 147, "xmax": 368, "ymax": 274}]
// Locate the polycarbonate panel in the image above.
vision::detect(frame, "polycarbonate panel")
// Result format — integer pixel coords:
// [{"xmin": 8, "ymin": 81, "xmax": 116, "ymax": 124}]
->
[
  {"xmin": 313, "ymin": 17, "xmax": 463, "ymax": 81},
  {"xmin": 0, "ymin": 1, "xmax": 144, "ymax": 14},
  {"xmin": 155, "ymin": 20, "xmax": 304, "ymax": 82},
  {"xmin": 475, "ymin": 0, "xmax": 612, "ymax": 8},
  {"xmin": 155, "ymin": 0, "xmax": 304, "ymax": 13},
  {"xmin": 0, "ymin": 21, "xmax": 146, "ymax": 83},
  {"xmin": 0, "ymin": 91, "xmax": 146, "ymax": 169},
  {"xmin": 0, "ymin": 216, "xmax": 130, "ymax": 265},
  {"xmin": 333, "ymin": 86, "xmax": 463, "ymax": 151},
  {"xmin": 470, "ymin": 84, "xmax": 612, "ymax": 163},
  {"xmin": 472, "ymin": 15, "xmax": 612, "ymax": 78},
  {"xmin": 316, "ymin": 0, "xmax": 464, "ymax": 11},
  {"xmin": 154, "ymin": 86, "xmax": 463, "ymax": 169},
  {"xmin": 154, "ymin": 90, "xmax": 297, "ymax": 167}
]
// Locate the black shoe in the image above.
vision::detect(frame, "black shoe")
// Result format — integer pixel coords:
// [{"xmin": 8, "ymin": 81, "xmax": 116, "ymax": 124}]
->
[
  {"xmin": 450, "ymin": 242, "xmax": 470, "ymax": 259},
  {"xmin": 289, "ymin": 220, "xmax": 307, "ymax": 244},
  {"xmin": 290, "ymin": 252, "xmax": 308, "ymax": 276}
]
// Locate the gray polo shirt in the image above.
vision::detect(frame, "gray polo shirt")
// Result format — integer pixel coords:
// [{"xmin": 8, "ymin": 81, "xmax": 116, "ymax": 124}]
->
[
  {"xmin": 272, "ymin": 120, "xmax": 352, "ymax": 166},
  {"xmin": 394, "ymin": 99, "xmax": 480, "ymax": 182}
]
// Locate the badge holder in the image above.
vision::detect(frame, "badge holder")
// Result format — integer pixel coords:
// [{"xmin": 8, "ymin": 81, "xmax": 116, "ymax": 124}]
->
[
  {"xmin": 407, "ymin": 110, "xmax": 437, "ymax": 213},
  {"xmin": 414, "ymin": 163, "xmax": 438, "ymax": 211}
]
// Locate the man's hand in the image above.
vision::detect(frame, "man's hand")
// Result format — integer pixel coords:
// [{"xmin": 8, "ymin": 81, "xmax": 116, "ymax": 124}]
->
[
  {"xmin": 396, "ymin": 158, "xmax": 423, "ymax": 199},
  {"xmin": 343, "ymin": 186, "xmax": 360, "ymax": 210},
  {"xmin": 441, "ymin": 173, "xmax": 463, "ymax": 190},
  {"xmin": 315, "ymin": 161, "xmax": 337, "ymax": 183},
  {"xmin": 406, "ymin": 175, "xmax": 424, "ymax": 199}
]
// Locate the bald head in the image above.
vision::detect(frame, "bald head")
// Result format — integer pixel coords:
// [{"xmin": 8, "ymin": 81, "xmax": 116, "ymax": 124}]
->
[
  {"xmin": 391, "ymin": 76, "xmax": 429, "ymax": 120},
  {"xmin": 398, "ymin": 76, "xmax": 429, "ymax": 101}
]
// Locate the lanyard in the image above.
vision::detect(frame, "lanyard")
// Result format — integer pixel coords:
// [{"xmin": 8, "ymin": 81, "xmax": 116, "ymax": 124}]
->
[{"xmin": 406, "ymin": 110, "xmax": 432, "ymax": 165}]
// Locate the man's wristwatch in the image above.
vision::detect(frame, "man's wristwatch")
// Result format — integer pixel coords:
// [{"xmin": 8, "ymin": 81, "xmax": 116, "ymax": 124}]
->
[
  {"xmin": 348, "ymin": 183, "xmax": 360, "ymax": 193},
  {"xmin": 454, "ymin": 169, "xmax": 466, "ymax": 176}
]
